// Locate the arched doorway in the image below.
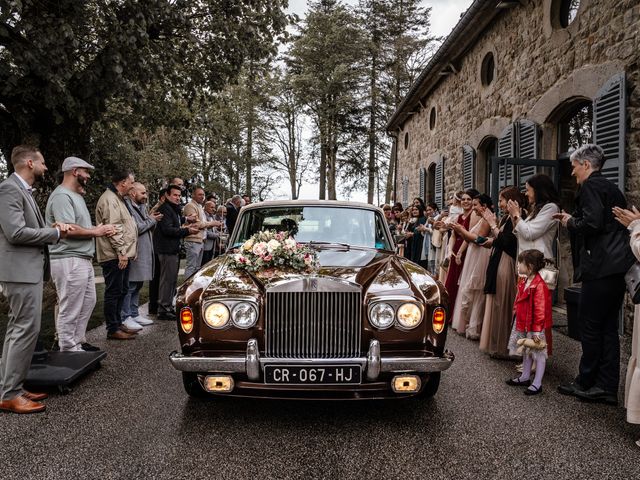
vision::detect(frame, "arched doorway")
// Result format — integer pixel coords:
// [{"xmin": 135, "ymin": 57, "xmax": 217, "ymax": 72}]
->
[{"xmin": 554, "ymin": 99, "xmax": 593, "ymax": 213}]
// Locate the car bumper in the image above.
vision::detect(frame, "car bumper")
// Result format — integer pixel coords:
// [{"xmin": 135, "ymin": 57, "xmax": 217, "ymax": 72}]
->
[{"xmin": 169, "ymin": 339, "xmax": 454, "ymax": 382}]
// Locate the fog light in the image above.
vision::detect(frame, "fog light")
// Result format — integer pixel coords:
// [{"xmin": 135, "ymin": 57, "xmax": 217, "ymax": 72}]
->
[
  {"xmin": 391, "ymin": 375, "xmax": 421, "ymax": 393},
  {"xmin": 204, "ymin": 375, "xmax": 234, "ymax": 393},
  {"xmin": 180, "ymin": 307, "xmax": 194, "ymax": 334}
]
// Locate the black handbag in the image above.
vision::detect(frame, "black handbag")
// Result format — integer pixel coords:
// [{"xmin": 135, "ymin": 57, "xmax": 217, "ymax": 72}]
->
[{"xmin": 625, "ymin": 261, "xmax": 640, "ymax": 304}]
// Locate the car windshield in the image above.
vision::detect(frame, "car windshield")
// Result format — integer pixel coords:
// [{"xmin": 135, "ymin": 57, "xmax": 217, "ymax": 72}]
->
[{"xmin": 232, "ymin": 206, "xmax": 392, "ymax": 250}]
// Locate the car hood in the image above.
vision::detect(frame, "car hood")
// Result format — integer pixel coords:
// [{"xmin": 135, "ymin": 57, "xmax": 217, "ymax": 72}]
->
[{"xmin": 189, "ymin": 247, "xmax": 441, "ymax": 304}]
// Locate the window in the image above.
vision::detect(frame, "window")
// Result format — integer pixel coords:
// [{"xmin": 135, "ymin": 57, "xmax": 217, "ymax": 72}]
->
[
  {"xmin": 556, "ymin": 100, "xmax": 592, "ymax": 215},
  {"xmin": 480, "ymin": 137, "xmax": 498, "ymax": 195},
  {"xmin": 557, "ymin": 101, "xmax": 593, "ymax": 157},
  {"xmin": 481, "ymin": 52, "xmax": 495, "ymax": 86},
  {"xmin": 404, "ymin": 132, "xmax": 409, "ymax": 149},
  {"xmin": 559, "ymin": 0, "xmax": 580, "ymax": 28},
  {"xmin": 429, "ymin": 107, "xmax": 436, "ymax": 130},
  {"xmin": 233, "ymin": 206, "xmax": 392, "ymax": 250}
]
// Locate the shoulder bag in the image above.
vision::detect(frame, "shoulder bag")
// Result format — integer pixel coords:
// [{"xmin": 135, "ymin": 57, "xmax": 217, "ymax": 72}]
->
[
  {"xmin": 625, "ymin": 261, "xmax": 640, "ymax": 304},
  {"xmin": 539, "ymin": 225, "xmax": 560, "ymax": 290}
]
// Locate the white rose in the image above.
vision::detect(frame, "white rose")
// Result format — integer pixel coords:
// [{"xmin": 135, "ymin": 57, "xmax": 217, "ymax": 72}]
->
[
  {"xmin": 266, "ymin": 239, "xmax": 281, "ymax": 253},
  {"xmin": 284, "ymin": 238, "xmax": 297, "ymax": 250}
]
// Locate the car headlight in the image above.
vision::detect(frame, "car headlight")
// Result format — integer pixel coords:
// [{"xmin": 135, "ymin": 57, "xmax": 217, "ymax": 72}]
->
[
  {"xmin": 231, "ymin": 302, "xmax": 258, "ymax": 328},
  {"xmin": 204, "ymin": 302, "xmax": 230, "ymax": 329},
  {"xmin": 369, "ymin": 303, "xmax": 395, "ymax": 329},
  {"xmin": 397, "ymin": 303, "xmax": 422, "ymax": 329}
]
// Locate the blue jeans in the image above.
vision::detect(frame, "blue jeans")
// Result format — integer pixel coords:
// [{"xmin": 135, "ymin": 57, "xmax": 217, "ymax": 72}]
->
[
  {"xmin": 101, "ymin": 259, "xmax": 130, "ymax": 334},
  {"xmin": 121, "ymin": 281, "xmax": 143, "ymax": 319}
]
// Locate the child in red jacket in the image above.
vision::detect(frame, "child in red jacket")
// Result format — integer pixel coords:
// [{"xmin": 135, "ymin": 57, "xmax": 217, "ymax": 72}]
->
[{"xmin": 506, "ymin": 249, "xmax": 553, "ymax": 395}]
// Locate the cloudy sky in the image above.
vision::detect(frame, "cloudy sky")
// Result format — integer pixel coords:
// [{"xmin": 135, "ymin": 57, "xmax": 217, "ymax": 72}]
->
[
  {"xmin": 279, "ymin": 0, "xmax": 474, "ymax": 201},
  {"xmin": 286, "ymin": 0, "xmax": 473, "ymax": 38}
]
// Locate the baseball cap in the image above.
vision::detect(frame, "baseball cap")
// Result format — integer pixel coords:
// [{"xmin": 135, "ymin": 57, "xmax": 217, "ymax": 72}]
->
[{"xmin": 61, "ymin": 156, "xmax": 95, "ymax": 172}]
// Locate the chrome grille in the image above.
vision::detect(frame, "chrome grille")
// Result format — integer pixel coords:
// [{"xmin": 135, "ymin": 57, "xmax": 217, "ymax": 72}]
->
[{"xmin": 266, "ymin": 291, "xmax": 362, "ymax": 358}]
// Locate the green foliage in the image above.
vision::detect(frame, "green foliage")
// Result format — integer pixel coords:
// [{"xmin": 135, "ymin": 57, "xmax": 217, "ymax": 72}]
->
[
  {"xmin": 0, "ymin": 0, "xmax": 289, "ymax": 185},
  {"xmin": 288, "ymin": 0, "xmax": 367, "ymax": 200}
]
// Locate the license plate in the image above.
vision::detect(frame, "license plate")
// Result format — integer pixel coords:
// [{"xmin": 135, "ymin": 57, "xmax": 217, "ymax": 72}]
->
[{"xmin": 264, "ymin": 365, "xmax": 362, "ymax": 385}]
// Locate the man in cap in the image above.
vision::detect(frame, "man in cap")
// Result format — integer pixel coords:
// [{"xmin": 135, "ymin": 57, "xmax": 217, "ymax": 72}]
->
[{"xmin": 45, "ymin": 156, "xmax": 117, "ymax": 352}]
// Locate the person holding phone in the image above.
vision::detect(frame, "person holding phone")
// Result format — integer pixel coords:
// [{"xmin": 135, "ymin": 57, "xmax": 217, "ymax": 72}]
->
[{"xmin": 450, "ymin": 192, "xmax": 493, "ymax": 339}]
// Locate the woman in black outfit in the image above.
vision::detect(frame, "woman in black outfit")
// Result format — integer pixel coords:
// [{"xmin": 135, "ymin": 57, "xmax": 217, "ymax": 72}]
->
[{"xmin": 479, "ymin": 186, "xmax": 526, "ymax": 357}]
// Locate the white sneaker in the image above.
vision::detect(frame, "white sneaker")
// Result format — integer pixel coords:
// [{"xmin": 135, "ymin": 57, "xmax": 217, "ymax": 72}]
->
[
  {"xmin": 133, "ymin": 315, "xmax": 154, "ymax": 326},
  {"xmin": 122, "ymin": 317, "xmax": 143, "ymax": 331}
]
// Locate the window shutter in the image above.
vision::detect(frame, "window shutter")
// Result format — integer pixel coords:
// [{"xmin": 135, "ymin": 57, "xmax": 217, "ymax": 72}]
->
[
  {"xmin": 419, "ymin": 167, "xmax": 426, "ymax": 201},
  {"xmin": 462, "ymin": 145, "xmax": 475, "ymax": 190},
  {"xmin": 498, "ymin": 124, "xmax": 515, "ymax": 187},
  {"xmin": 435, "ymin": 157, "xmax": 444, "ymax": 209},
  {"xmin": 593, "ymin": 73, "xmax": 626, "ymax": 189},
  {"xmin": 517, "ymin": 119, "xmax": 539, "ymax": 188},
  {"xmin": 402, "ymin": 176, "xmax": 409, "ymax": 206}
]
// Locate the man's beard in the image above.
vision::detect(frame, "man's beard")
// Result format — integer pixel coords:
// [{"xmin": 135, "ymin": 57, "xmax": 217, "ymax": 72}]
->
[{"xmin": 77, "ymin": 176, "xmax": 88, "ymax": 188}]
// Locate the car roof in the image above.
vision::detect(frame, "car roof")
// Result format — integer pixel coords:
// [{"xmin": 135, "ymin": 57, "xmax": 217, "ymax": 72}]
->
[{"xmin": 241, "ymin": 200, "xmax": 382, "ymax": 212}]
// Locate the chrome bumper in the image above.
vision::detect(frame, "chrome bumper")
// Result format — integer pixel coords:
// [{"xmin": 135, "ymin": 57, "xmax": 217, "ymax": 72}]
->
[{"xmin": 169, "ymin": 339, "xmax": 454, "ymax": 381}]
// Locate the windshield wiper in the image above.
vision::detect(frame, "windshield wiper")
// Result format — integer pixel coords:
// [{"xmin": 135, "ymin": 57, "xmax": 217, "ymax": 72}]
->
[{"xmin": 307, "ymin": 241, "xmax": 351, "ymax": 250}]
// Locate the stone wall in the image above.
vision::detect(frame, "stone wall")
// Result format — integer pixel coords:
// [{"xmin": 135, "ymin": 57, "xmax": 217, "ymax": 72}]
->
[
  {"xmin": 397, "ymin": 0, "xmax": 640, "ymax": 197},
  {"xmin": 395, "ymin": 0, "xmax": 640, "ymax": 331}
]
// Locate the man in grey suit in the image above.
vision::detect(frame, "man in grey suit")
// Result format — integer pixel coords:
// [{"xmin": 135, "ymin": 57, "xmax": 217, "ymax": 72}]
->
[{"xmin": 0, "ymin": 145, "xmax": 69, "ymax": 414}]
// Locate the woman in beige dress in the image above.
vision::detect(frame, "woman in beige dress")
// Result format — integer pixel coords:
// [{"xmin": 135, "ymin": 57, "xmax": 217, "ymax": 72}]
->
[
  {"xmin": 612, "ymin": 205, "xmax": 640, "ymax": 446},
  {"xmin": 451, "ymin": 193, "xmax": 493, "ymax": 339},
  {"xmin": 479, "ymin": 187, "xmax": 524, "ymax": 357}
]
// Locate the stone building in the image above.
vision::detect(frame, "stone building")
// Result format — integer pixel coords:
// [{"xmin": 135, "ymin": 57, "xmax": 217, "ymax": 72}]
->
[{"xmin": 386, "ymin": 0, "xmax": 640, "ymax": 330}]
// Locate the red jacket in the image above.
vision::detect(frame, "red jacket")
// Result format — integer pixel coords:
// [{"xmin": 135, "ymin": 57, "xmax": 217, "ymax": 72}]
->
[{"xmin": 513, "ymin": 273, "xmax": 552, "ymax": 333}]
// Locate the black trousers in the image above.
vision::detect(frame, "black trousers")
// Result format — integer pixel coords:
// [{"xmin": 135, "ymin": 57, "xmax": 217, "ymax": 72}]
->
[
  {"xmin": 148, "ymin": 254, "xmax": 161, "ymax": 315},
  {"xmin": 576, "ymin": 274, "xmax": 625, "ymax": 392},
  {"xmin": 101, "ymin": 259, "xmax": 130, "ymax": 334}
]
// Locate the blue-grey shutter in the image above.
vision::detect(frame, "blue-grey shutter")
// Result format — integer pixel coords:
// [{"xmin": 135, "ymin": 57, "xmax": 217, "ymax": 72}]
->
[
  {"xmin": 498, "ymin": 124, "xmax": 515, "ymax": 187},
  {"xmin": 593, "ymin": 73, "xmax": 626, "ymax": 189},
  {"xmin": 462, "ymin": 145, "xmax": 475, "ymax": 190},
  {"xmin": 517, "ymin": 119, "xmax": 539, "ymax": 188},
  {"xmin": 402, "ymin": 176, "xmax": 409, "ymax": 206},
  {"xmin": 435, "ymin": 157, "xmax": 444, "ymax": 209},
  {"xmin": 419, "ymin": 167, "xmax": 426, "ymax": 201}
]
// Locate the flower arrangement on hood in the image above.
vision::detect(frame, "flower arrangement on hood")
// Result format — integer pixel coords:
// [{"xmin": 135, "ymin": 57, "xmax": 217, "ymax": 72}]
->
[{"xmin": 229, "ymin": 230, "xmax": 319, "ymax": 273}]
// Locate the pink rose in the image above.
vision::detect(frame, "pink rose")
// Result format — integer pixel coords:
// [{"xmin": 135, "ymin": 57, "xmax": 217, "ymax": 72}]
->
[{"xmin": 263, "ymin": 254, "xmax": 273, "ymax": 262}]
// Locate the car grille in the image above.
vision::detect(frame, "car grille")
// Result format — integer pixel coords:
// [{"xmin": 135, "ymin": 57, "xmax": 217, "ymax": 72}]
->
[{"xmin": 265, "ymin": 291, "xmax": 362, "ymax": 358}]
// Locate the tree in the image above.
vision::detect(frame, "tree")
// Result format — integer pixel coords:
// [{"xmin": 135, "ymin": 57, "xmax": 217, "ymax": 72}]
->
[
  {"xmin": 288, "ymin": 0, "xmax": 366, "ymax": 200},
  {"xmin": 0, "ymin": 0, "xmax": 289, "ymax": 184},
  {"xmin": 265, "ymin": 69, "xmax": 310, "ymax": 199},
  {"xmin": 381, "ymin": 0, "xmax": 437, "ymax": 202}
]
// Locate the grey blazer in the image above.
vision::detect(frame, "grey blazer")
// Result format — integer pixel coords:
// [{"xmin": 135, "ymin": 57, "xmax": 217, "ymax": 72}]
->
[
  {"xmin": 0, "ymin": 173, "xmax": 59, "ymax": 283},
  {"xmin": 126, "ymin": 198, "xmax": 156, "ymax": 282}
]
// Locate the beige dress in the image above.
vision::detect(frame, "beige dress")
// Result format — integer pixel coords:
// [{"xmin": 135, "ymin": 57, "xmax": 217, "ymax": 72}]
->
[
  {"xmin": 625, "ymin": 220, "xmax": 640, "ymax": 424},
  {"xmin": 451, "ymin": 220, "xmax": 492, "ymax": 338},
  {"xmin": 480, "ymin": 250, "xmax": 517, "ymax": 356}
]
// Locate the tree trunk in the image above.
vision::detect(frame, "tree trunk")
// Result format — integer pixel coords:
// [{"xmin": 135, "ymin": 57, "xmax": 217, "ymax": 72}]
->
[
  {"xmin": 385, "ymin": 137, "xmax": 397, "ymax": 203},
  {"xmin": 367, "ymin": 51, "xmax": 377, "ymax": 205},
  {"xmin": 319, "ymin": 121, "xmax": 327, "ymax": 200},
  {"xmin": 327, "ymin": 121, "xmax": 337, "ymax": 200}
]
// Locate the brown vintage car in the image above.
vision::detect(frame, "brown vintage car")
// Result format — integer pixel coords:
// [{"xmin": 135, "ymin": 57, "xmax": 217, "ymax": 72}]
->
[{"xmin": 169, "ymin": 200, "xmax": 453, "ymax": 399}]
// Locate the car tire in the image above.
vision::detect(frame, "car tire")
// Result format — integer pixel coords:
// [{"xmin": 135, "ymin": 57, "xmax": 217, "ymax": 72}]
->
[
  {"xmin": 416, "ymin": 372, "xmax": 440, "ymax": 399},
  {"xmin": 182, "ymin": 372, "xmax": 207, "ymax": 398}
]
